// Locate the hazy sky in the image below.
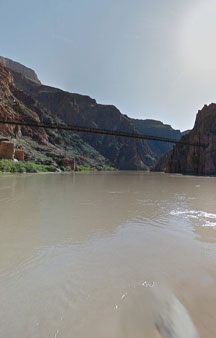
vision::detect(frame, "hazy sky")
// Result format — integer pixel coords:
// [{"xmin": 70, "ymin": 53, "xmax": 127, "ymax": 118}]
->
[{"xmin": 1, "ymin": 0, "xmax": 216, "ymax": 130}]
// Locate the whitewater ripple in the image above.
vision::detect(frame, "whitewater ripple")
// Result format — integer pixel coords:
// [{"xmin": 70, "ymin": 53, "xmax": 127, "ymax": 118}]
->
[{"xmin": 170, "ymin": 209, "xmax": 216, "ymax": 227}]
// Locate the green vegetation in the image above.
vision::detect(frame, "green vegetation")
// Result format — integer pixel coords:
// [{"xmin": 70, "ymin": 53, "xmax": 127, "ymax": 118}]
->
[
  {"xmin": 77, "ymin": 165, "xmax": 115, "ymax": 171},
  {"xmin": 0, "ymin": 160, "xmax": 56, "ymax": 173},
  {"xmin": 0, "ymin": 160, "xmax": 115, "ymax": 174},
  {"xmin": 101, "ymin": 166, "xmax": 116, "ymax": 171},
  {"xmin": 77, "ymin": 165, "xmax": 94, "ymax": 171}
]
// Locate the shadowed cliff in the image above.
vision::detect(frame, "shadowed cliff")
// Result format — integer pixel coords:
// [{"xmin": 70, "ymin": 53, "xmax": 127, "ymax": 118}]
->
[{"xmin": 166, "ymin": 104, "xmax": 216, "ymax": 176}]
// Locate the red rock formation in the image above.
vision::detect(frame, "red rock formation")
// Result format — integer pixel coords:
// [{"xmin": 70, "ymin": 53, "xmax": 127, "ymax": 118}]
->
[
  {"xmin": 0, "ymin": 56, "xmax": 41, "ymax": 84},
  {"xmin": 0, "ymin": 57, "xmax": 184, "ymax": 170},
  {"xmin": 10, "ymin": 70, "xmax": 156, "ymax": 170},
  {"xmin": 0, "ymin": 64, "xmax": 108, "ymax": 167},
  {"xmin": 0, "ymin": 64, "xmax": 47, "ymax": 141},
  {"xmin": 166, "ymin": 104, "xmax": 216, "ymax": 176}
]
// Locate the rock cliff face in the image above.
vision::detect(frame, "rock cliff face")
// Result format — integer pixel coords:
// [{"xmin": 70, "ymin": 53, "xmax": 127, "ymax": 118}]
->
[
  {"xmin": 0, "ymin": 56, "xmax": 41, "ymax": 84},
  {"xmin": 9, "ymin": 69, "xmax": 157, "ymax": 170},
  {"xmin": 151, "ymin": 149, "xmax": 172, "ymax": 172},
  {"xmin": 0, "ymin": 64, "xmax": 44, "ymax": 140},
  {"xmin": 0, "ymin": 64, "xmax": 108, "ymax": 167},
  {"xmin": 130, "ymin": 118, "xmax": 183, "ymax": 157},
  {"xmin": 0, "ymin": 56, "xmax": 184, "ymax": 170},
  {"xmin": 166, "ymin": 104, "xmax": 216, "ymax": 176}
]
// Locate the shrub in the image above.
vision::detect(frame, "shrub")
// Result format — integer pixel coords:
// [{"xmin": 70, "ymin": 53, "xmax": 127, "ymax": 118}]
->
[{"xmin": 0, "ymin": 159, "xmax": 56, "ymax": 173}]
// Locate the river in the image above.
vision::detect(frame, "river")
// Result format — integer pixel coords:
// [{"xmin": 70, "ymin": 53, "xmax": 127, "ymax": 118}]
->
[{"xmin": 0, "ymin": 171, "xmax": 216, "ymax": 338}]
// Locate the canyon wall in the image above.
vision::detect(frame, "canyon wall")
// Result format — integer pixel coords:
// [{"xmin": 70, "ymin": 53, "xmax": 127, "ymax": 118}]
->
[{"xmin": 166, "ymin": 104, "xmax": 216, "ymax": 176}]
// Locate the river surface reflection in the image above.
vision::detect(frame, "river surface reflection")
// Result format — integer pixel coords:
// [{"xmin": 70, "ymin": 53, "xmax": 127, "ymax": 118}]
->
[{"xmin": 0, "ymin": 172, "xmax": 216, "ymax": 337}]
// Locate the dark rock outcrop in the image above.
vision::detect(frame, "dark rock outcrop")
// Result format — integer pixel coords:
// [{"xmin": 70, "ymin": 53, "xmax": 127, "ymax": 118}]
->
[
  {"xmin": 151, "ymin": 149, "xmax": 172, "ymax": 172},
  {"xmin": 166, "ymin": 104, "xmax": 216, "ymax": 176},
  {"xmin": 130, "ymin": 118, "xmax": 183, "ymax": 158}
]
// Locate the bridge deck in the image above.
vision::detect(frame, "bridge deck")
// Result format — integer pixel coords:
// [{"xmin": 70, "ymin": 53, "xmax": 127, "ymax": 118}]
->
[{"xmin": 0, "ymin": 120, "xmax": 207, "ymax": 148}]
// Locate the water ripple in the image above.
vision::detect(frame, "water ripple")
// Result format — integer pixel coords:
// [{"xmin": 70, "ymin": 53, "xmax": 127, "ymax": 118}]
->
[{"xmin": 170, "ymin": 209, "xmax": 216, "ymax": 227}]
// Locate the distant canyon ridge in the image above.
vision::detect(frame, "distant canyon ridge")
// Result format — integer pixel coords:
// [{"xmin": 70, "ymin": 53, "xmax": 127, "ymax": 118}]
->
[
  {"xmin": 0, "ymin": 56, "xmax": 185, "ymax": 170},
  {"xmin": 1, "ymin": 56, "xmax": 215, "ymax": 175}
]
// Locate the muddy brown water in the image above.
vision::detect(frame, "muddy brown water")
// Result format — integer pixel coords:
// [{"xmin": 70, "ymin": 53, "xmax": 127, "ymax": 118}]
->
[{"xmin": 0, "ymin": 171, "xmax": 216, "ymax": 338}]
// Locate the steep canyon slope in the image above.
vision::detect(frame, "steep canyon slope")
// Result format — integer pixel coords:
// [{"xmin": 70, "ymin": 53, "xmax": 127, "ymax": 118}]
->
[
  {"xmin": 129, "ymin": 118, "xmax": 182, "ymax": 157},
  {"xmin": 166, "ymin": 104, "xmax": 216, "ymax": 176},
  {"xmin": 0, "ymin": 63, "xmax": 108, "ymax": 167},
  {"xmin": 0, "ymin": 56, "xmax": 183, "ymax": 169},
  {"xmin": 8, "ymin": 69, "xmax": 156, "ymax": 169}
]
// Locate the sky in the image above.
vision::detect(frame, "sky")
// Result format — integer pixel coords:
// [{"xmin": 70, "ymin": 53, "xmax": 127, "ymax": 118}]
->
[{"xmin": 1, "ymin": 0, "xmax": 216, "ymax": 131}]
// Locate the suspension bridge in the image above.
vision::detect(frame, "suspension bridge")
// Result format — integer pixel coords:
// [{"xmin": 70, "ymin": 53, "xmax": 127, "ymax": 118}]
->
[{"xmin": 0, "ymin": 120, "xmax": 208, "ymax": 148}]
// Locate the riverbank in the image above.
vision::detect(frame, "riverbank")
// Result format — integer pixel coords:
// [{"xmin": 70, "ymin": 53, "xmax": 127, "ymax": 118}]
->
[
  {"xmin": 0, "ymin": 159, "xmax": 115, "ymax": 174},
  {"xmin": 0, "ymin": 159, "xmax": 57, "ymax": 173}
]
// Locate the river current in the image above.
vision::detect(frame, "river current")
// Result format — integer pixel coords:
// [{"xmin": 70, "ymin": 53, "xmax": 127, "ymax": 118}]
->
[{"xmin": 0, "ymin": 171, "xmax": 216, "ymax": 337}]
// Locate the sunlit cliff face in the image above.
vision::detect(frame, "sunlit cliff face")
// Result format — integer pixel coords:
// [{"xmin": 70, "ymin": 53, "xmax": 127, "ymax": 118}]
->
[{"xmin": 180, "ymin": 0, "xmax": 216, "ymax": 76}]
